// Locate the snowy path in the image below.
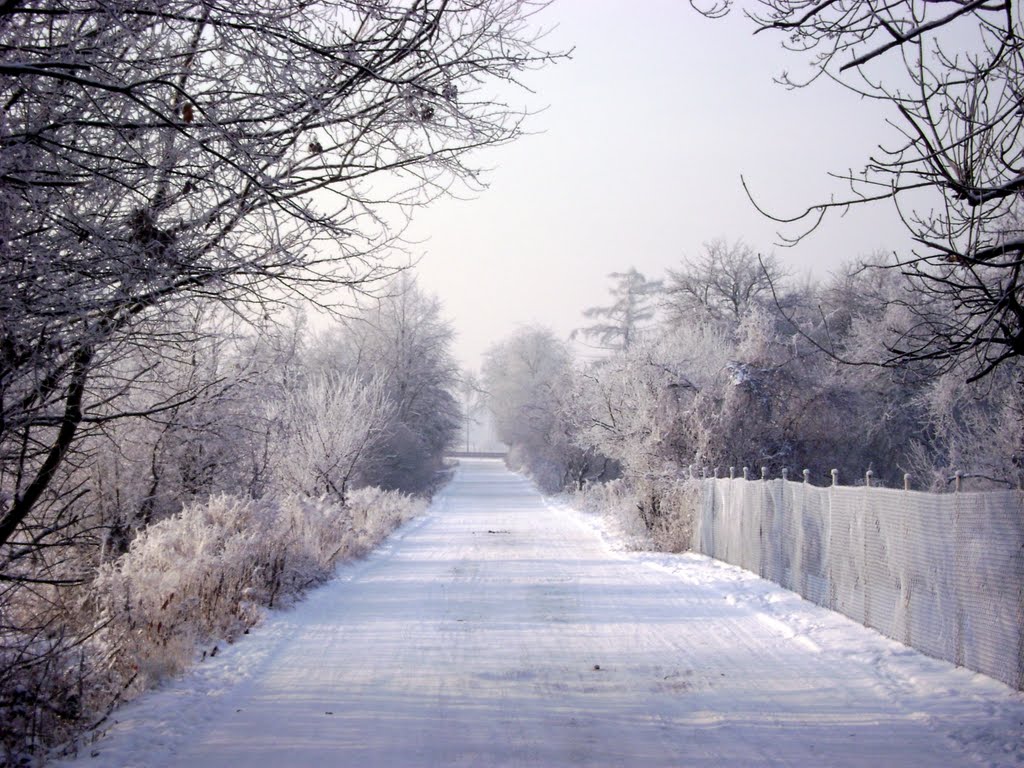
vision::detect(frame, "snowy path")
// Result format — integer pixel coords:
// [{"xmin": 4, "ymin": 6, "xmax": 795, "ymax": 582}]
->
[{"xmin": 59, "ymin": 458, "xmax": 1023, "ymax": 767}]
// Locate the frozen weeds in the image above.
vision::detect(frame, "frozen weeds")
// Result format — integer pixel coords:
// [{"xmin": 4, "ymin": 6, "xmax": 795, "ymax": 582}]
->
[{"xmin": 54, "ymin": 459, "xmax": 1024, "ymax": 767}]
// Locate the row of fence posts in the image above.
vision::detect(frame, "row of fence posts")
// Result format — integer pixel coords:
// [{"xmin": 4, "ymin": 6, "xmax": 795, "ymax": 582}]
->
[{"xmin": 683, "ymin": 465, "xmax": 972, "ymax": 492}]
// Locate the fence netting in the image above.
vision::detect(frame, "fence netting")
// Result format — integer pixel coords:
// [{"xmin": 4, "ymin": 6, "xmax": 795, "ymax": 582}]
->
[{"xmin": 696, "ymin": 478, "xmax": 1024, "ymax": 690}]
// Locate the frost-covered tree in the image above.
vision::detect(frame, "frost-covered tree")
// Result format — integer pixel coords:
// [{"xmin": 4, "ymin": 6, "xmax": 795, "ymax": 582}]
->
[
  {"xmin": 458, "ymin": 371, "xmax": 490, "ymax": 452},
  {"xmin": 568, "ymin": 318, "xmax": 744, "ymax": 545},
  {"xmin": 306, "ymin": 275, "xmax": 460, "ymax": 492},
  {"xmin": 663, "ymin": 240, "xmax": 788, "ymax": 327},
  {"xmin": 573, "ymin": 268, "xmax": 663, "ymax": 351},
  {"xmin": 82, "ymin": 308, "xmax": 255, "ymax": 551},
  {"xmin": 907, "ymin": 360, "xmax": 1024, "ymax": 490},
  {"xmin": 269, "ymin": 372, "xmax": 394, "ymax": 503},
  {"xmin": 482, "ymin": 327, "xmax": 592, "ymax": 491}
]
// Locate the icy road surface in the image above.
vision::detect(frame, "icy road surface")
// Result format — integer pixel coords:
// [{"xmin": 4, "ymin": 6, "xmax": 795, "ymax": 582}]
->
[{"xmin": 59, "ymin": 458, "xmax": 1023, "ymax": 767}]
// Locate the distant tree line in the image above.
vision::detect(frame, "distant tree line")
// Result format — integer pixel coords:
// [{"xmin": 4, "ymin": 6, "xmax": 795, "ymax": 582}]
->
[
  {"xmin": 483, "ymin": 241, "xmax": 1023, "ymax": 516},
  {"xmin": 485, "ymin": 0, "xmax": 1024, "ymax": 539}
]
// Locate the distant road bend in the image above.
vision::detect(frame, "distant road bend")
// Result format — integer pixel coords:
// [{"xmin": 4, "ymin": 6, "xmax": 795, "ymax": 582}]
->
[{"xmin": 59, "ymin": 458, "xmax": 1024, "ymax": 768}]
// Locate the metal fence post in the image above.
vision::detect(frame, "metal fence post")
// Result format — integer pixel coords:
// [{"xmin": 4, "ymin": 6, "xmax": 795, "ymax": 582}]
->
[{"xmin": 830, "ymin": 468, "xmax": 840, "ymax": 614}]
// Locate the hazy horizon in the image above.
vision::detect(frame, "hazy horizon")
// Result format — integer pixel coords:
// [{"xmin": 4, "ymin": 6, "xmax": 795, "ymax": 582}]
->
[{"xmin": 403, "ymin": 0, "xmax": 914, "ymax": 370}]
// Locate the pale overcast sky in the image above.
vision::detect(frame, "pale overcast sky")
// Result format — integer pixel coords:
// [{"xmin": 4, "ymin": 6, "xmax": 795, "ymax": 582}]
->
[{"xmin": 406, "ymin": 1, "xmax": 915, "ymax": 368}]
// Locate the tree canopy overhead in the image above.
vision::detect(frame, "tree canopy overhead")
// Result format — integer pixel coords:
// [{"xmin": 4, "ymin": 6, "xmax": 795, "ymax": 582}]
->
[{"xmin": 0, "ymin": 0, "xmax": 559, "ymax": 546}]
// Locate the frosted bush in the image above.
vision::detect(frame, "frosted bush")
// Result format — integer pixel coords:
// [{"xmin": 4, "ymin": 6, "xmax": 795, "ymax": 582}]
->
[
  {"xmin": 646, "ymin": 480, "xmax": 699, "ymax": 553},
  {"xmin": 347, "ymin": 486, "xmax": 426, "ymax": 545},
  {"xmin": 94, "ymin": 488, "xmax": 420, "ymax": 688},
  {"xmin": 571, "ymin": 477, "xmax": 698, "ymax": 553},
  {"xmin": 571, "ymin": 479, "xmax": 649, "ymax": 548},
  {"xmin": 0, "ymin": 597, "xmax": 110, "ymax": 765}
]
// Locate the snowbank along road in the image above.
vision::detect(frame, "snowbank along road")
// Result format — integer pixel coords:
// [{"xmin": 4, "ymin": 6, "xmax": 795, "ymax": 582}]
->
[{"xmin": 58, "ymin": 458, "xmax": 1024, "ymax": 767}]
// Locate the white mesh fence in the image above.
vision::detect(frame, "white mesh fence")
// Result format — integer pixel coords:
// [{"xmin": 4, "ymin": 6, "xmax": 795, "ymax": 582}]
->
[{"xmin": 695, "ymin": 477, "xmax": 1024, "ymax": 690}]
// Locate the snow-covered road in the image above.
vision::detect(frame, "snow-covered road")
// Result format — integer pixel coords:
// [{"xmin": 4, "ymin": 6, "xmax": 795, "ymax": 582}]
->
[{"xmin": 60, "ymin": 458, "xmax": 1024, "ymax": 767}]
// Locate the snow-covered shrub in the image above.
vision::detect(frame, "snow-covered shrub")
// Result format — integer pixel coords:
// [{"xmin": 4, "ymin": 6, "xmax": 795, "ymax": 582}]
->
[
  {"xmin": 346, "ymin": 486, "xmax": 426, "ymax": 545},
  {"xmin": 95, "ymin": 488, "xmax": 420, "ymax": 687},
  {"xmin": 0, "ymin": 591, "xmax": 107, "ymax": 766},
  {"xmin": 571, "ymin": 477, "xmax": 698, "ymax": 553},
  {"xmin": 571, "ymin": 478, "xmax": 648, "ymax": 545},
  {"xmin": 644, "ymin": 480, "xmax": 699, "ymax": 553}
]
